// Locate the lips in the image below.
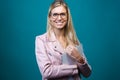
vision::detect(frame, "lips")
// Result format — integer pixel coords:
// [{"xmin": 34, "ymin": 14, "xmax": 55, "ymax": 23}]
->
[
  {"xmin": 56, "ymin": 22, "xmax": 63, "ymax": 25},
  {"xmin": 56, "ymin": 21, "xmax": 65, "ymax": 24},
  {"xmin": 52, "ymin": 20, "xmax": 67, "ymax": 28}
]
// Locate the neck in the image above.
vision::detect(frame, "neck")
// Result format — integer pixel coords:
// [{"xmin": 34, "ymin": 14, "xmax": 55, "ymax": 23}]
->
[
  {"xmin": 53, "ymin": 28, "xmax": 65, "ymax": 39},
  {"xmin": 53, "ymin": 28, "xmax": 67, "ymax": 48}
]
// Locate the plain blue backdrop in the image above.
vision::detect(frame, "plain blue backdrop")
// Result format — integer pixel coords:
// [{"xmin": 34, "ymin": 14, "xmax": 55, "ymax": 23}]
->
[{"xmin": 0, "ymin": 0, "xmax": 120, "ymax": 80}]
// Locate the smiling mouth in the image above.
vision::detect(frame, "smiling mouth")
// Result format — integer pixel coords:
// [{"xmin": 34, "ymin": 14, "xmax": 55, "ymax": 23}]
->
[
  {"xmin": 56, "ymin": 21, "xmax": 64, "ymax": 24},
  {"xmin": 54, "ymin": 20, "xmax": 66, "ymax": 26},
  {"xmin": 56, "ymin": 22, "xmax": 63, "ymax": 25}
]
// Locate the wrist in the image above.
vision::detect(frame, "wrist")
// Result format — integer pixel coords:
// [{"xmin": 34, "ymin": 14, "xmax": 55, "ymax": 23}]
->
[{"xmin": 77, "ymin": 57, "xmax": 85, "ymax": 64}]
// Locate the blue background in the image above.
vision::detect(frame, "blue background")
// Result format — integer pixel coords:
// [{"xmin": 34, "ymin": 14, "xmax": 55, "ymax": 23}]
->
[{"xmin": 0, "ymin": 0, "xmax": 120, "ymax": 80}]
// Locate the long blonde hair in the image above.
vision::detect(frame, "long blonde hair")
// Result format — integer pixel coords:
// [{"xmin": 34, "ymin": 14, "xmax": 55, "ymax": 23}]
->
[{"xmin": 47, "ymin": 0, "xmax": 80, "ymax": 46}]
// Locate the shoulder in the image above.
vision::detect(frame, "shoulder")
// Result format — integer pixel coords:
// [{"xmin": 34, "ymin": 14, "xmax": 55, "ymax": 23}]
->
[{"xmin": 35, "ymin": 33, "xmax": 48, "ymax": 42}]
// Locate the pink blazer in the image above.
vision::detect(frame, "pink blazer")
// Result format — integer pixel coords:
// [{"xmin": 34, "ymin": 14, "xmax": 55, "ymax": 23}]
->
[{"xmin": 35, "ymin": 32, "xmax": 91, "ymax": 80}]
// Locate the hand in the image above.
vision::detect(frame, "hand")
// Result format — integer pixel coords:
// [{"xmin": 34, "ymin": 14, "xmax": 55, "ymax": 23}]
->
[{"xmin": 65, "ymin": 45, "xmax": 85, "ymax": 64}]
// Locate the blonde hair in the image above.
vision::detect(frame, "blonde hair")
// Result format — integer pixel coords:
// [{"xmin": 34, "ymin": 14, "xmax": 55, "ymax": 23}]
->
[{"xmin": 47, "ymin": 0, "xmax": 80, "ymax": 46}]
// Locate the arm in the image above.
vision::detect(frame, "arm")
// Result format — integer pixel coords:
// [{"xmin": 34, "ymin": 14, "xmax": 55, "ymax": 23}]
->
[
  {"xmin": 35, "ymin": 36, "xmax": 78, "ymax": 79},
  {"xmin": 65, "ymin": 44, "xmax": 92, "ymax": 77},
  {"xmin": 77, "ymin": 61, "xmax": 91, "ymax": 77},
  {"xmin": 76, "ymin": 45, "xmax": 92, "ymax": 77}
]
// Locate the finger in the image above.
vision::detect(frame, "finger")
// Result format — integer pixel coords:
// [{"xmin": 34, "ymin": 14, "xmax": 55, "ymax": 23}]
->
[
  {"xmin": 65, "ymin": 48, "xmax": 72, "ymax": 55},
  {"xmin": 65, "ymin": 48, "xmax": 70, "ymax": 54}
]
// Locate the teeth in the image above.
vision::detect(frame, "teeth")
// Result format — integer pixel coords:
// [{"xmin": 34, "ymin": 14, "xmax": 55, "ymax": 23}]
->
[
  {"xmin": 56, "ymin": 22, "xmax": 62, "ymax": 23},
  {"xmin": 58, "ymin": 23, "xmax": 62, "ymax": 24}
]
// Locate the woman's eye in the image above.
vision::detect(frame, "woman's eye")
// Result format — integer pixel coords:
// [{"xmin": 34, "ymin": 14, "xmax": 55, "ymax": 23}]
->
[
  {"xmin": 53, "ymin": 13, "xmax": 58, "ymax": 16},
  {"xmin": 60, "ymin": 13, "xmax": 66, "ymax": 16}
]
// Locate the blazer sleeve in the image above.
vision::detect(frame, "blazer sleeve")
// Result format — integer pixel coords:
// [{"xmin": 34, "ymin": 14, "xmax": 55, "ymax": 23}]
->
[
  {"xmin": 62, "ymin": 44, "xmax": 92, "ymax": 77},
  {"xmin": 35, "ymin": 36, "xmax": 78, "ymax": 79},
  {"xmin": 76, "ymin": 45, "xmax": 92, "ymax": 77}
]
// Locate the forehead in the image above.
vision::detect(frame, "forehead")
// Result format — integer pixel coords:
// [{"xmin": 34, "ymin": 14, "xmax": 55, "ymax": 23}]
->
[{"xmin": 51, "ymin": 5, "xmax": 67, "ymax": 13}]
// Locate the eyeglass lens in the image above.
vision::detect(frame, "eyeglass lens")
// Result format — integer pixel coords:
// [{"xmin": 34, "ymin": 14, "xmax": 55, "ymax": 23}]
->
[{"xmin": 52, "ymin": 13, "xmax": 67, "ymax": 19}]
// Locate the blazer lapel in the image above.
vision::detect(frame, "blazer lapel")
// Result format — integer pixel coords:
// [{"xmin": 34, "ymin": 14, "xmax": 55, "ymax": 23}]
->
[
  {"xmin": 53, "ymin": 41, "xmax": 64, "ymax": 54},
  {"xmin": 47, "ymin": 31, "xmax": 65, "ymax": 54}
]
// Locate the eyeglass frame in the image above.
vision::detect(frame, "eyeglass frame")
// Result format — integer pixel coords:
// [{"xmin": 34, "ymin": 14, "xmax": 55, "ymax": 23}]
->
[{"xmin": 50, "ymin": 12, "xmax": 67, "ymax": 19}]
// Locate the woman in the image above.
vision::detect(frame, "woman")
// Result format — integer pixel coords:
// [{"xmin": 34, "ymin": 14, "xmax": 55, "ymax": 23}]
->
[{"xmin": 35, "ymin": 0, "xmax": 91, "ymax": 80}]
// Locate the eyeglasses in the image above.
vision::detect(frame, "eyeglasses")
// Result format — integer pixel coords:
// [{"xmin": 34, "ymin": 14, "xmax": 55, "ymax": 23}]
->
[{"xmin": 51, "ymin": 13, "xmax": 67, "ymax": 19}]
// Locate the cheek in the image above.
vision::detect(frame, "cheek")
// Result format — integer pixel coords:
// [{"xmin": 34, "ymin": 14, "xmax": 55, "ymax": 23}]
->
[
  {"xmin": 64, "ymin": 20, "xmax": 67, "ymax": 24},
  {"xmin": 50, "ymin": 20, "xmax": 55, "ymax": 25},
  {"xmin": 49, "ymin": 19, "xmax": 56, "ymax": 27},
  {"xmin": 49, "ymin": 17, "xmax": 56, "ymax": 23}
]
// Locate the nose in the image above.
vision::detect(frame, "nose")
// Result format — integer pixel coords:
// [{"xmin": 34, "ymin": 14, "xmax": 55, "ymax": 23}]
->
[{"xmin": 57, "ymin": 15, "xmax": 62, "ymax": 20}]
